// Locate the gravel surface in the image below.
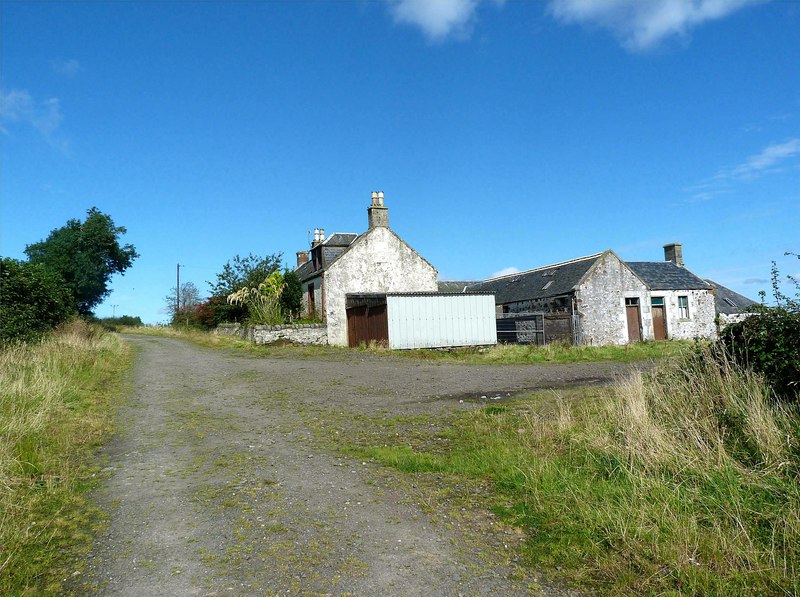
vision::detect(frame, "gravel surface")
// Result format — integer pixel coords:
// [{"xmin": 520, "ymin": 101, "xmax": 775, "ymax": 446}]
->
[{"xmin": 79, "ymin": 336, "xmax": 640, "ymax": 596}]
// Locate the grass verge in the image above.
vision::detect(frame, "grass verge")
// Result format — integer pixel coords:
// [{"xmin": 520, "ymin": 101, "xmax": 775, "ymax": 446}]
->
[
  {"xmin": 308, "ymin": 349, "xmax": 800, "ymax": 595},
  {"xmin": 0, "ymin": 320, "xmax": 132, "ymax": 594},
  {"xmin": 122, "ymin": 325, "xmax": 686, "ymax": 364}
]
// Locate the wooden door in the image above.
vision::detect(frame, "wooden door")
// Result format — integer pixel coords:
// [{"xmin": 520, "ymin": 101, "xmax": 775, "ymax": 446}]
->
[
  {"xmin": 625, "ymin": 298, "xmax": 641, "ymax": 342},
  {"xmin": 652, "ymin": 305, "xmax": 666, "ymax": 340},
  {"xmin": 346, "ymin": 305, "xmax": 389, "ymax": 348}
]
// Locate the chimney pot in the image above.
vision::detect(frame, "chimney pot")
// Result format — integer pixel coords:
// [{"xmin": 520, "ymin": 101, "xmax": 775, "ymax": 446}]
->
[{"xmin": 319, "ymin": 228, "xmax": 325, "ymax": 241}]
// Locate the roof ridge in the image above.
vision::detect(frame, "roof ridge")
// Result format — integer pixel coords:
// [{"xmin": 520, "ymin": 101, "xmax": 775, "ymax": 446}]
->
[{"xmin": 484, "ymin": 252, "xmax": 605, "ymax": 282}]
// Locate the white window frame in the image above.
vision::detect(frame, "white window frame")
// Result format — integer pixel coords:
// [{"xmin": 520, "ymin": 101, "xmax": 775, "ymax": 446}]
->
[{"xmin": 678, "ymin": 295, "xmax": 690, "ymax": 319}]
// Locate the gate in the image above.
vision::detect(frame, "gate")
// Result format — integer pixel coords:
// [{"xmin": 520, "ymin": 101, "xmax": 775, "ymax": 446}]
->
[{"xmin": 496, "ymin": 312, "xmax": 545, "ymax": 345}]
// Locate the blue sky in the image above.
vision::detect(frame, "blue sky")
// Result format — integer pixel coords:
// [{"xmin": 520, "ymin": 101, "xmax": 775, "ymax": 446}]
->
[{"xmin": 2, "ymin": 0, "xmax": 798, "ymax": 324}]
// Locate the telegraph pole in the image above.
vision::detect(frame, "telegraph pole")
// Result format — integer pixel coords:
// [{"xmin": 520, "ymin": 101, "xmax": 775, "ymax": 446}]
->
[{"xmin": 176, "ymin": 263, "xmax": 181, "ymax": 320}]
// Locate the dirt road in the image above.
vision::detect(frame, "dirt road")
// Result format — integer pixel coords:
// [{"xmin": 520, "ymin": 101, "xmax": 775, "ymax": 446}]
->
[{"xmin": 81, "ymin": 336, "xmax": 633, "ymax": 596}]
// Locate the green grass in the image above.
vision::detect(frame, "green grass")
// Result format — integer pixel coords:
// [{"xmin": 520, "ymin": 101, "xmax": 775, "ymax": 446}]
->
[
  {"xmin": 122, "ymin": 325, "xmax": 687, "ymax": 364},
  {"xmin": 395, "ymin": 340, "xmax": 690, "ymax": 364},
  {"xmin": 309, "ymin": 354, "xmax": 800, "ymax": 595},
  {"xmin": 0, "ymin": 320, "xmax": 132, "ymax": 595}
]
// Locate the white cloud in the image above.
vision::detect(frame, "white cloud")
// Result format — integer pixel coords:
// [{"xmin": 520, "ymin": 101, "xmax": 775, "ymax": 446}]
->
[
  {"xmin": 730, "ymin": 138, "xmax": 800, "ymax": 178},
  {"xmin": 53, "ymin": 59, "xmax": 82, "ymax": 77},
  {"xmin": 490, "ymin": 266, "xmax": 519, "ymax": 278},
  {"xmin": 0, "ymin": 87, "xmax": 65, "ymax": 146},
  {"xmin": 686, "ymin": 138, "xmax": 800, "ymax": 201},
  {"xmin": 386, "ymin": 0, "xmax": 503, "ymax": 41},
  {"xmin": 548, "ymin": 0, "xmax": 764, "ymax": 50}
]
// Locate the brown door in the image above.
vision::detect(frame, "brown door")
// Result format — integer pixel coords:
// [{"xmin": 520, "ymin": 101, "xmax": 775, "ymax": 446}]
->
[
  {"xmin": 307, "ymin": 285, "xmax": 315, "ymax": 316},
  {"xmin": 652, "ymin": 305, "xmax": 666, "ymax": 340},
  {"xmin": 625, "ymin": 298, "xmax": 641, "ymax": 342},
  {"xmin": 346, "ymin": 304, "xmax": 389, "ymax": 348}
]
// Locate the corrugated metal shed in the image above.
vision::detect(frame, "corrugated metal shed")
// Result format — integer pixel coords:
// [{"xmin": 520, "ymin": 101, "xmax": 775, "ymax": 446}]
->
[
  {"xmin": 384, "ymin": 292, "xmax": 496, "ymax": 349},
  {"xmin": 345, "ymin": 292, "xmax": 496, "ymax": 349}
]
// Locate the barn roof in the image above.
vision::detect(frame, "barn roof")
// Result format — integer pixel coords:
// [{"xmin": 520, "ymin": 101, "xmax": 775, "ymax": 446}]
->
[
  {"xmin": 626, "ymin": 262, "xmax": 710, "ymax": 291},
  {"xmin": 705, "ymin": 279, "xmax": 758, "ymax": 314},
  {"xmin": 470, "ymin": 253, "xmax": 604, "ymax": 304}
]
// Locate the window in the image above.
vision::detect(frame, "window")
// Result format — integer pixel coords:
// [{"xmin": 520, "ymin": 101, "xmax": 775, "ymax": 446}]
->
[
  {"xmin": 723, "ymin": 297, "xmax": 737, "ymax": 308},
  {"xmin": 625, "ymin": 297, "xmax": 639, "ymax": 306},
  {"xmin": 678, "ymin": 295, "xmax": 690, "ymax": 318},
  {"xmin": 651, "ymin": 297, "xmax": 664, "ymax": 306},
  {"xmin": 542, "ymin": 280, "xmax": 554, "ymax": 290}
]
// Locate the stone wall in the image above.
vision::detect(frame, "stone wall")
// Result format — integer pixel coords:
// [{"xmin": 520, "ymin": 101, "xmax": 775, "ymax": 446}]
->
[
  {"xmin": 216, "ymin": 323, "xmax": 328, "ymax": 345},
  {"xmin": 659, "ymin": 289, "xmax": 717, "ymax": 340},
  {"xmin": 576, "ymin": 252, "xmax": 650, "ymax": 345}
]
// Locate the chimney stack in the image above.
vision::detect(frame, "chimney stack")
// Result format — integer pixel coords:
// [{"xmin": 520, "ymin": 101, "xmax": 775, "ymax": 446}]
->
[
  {"xmin": 296, "ymin": 251, "xmax": 309, "ymax": 267},
  {"xmin": 367, "ymin": 190, "xmax": 389, "ymax": 229},
  {"xmin": 664, "ymin": 243, "xmax": 684, "ymax": 267}
]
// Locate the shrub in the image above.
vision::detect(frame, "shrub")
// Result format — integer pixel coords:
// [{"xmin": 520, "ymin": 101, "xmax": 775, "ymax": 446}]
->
[
  {"xmin": 719, "ymin": 306, "xmax": 800, "ymax": 402},
  {"xmin": 227, "ymin": 271, "xmax": 285, "ymax": 325},
  {"xmin": 0, "ymin": 257, "xmax": 76, "ymax": 343},
  {"xmin": 719, "ymin": 259, "xmax": 800, "ymax": 403}
]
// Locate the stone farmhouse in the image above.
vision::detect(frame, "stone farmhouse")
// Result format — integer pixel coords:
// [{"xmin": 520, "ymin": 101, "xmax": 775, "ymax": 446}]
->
[
  {"xmin": 295, "ymin": 192, "xmax": 438, "ymax": 347},
  {"xmin": 443, "ymin": 244, "xmax": 753, "ymax": 346},
  {"xmin": 290, "ymin": 193, "xmax": 754, "ymax": 347}
]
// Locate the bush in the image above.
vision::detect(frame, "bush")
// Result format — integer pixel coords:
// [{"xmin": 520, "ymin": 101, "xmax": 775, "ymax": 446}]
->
[
  {"xmin": 719, "ymin": 259, "xmax": 800, "ymax": 403},
  {"xmin": 0, "ymin": 257, "xmax": 76, "ymax": 343},
  {"xmin": 719, "ymin": 306, "xmax": 800, "ymax": 402}
]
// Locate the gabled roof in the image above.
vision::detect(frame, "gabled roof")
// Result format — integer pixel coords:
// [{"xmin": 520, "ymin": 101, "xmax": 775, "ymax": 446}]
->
[
  {"xmin": 471, "ymin": 253, "xmax": 604, "ymax": 304},
  {"xmin": 296, "ymin": 232, "xmax": 358, "ymax": 282},
  {"xmin": 626, "ymin": 262, "xmax": 710, "ymax": 291},
  {"xmin": 705, "ymin": 279, "xmax": 758, "ymax": 314}
]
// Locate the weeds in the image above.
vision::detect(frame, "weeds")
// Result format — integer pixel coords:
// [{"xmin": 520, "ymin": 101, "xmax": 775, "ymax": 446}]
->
[
  {"xmin": 324, "ymin": 348, "xmax": 800, "ymax": 594},
  {"xmin": 0, "ymin": 320, "xmax": 131, "ymax": 594}
]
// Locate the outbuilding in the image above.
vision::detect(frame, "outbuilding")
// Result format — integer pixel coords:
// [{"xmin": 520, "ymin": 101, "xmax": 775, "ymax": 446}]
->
[{"xmin": 345, "ymin": 292, "xmax": 497, "ymax": 349}]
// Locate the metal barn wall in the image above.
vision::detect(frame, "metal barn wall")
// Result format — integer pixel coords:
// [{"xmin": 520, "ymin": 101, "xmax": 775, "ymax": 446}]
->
[{"xmin": 386, "ymin": 294, "xmax": 497, "ymax": 350}]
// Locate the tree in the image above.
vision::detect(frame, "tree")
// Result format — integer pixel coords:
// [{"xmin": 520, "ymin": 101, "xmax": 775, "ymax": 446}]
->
[
  {"xmin": 164, "ymin": 281, "xmax": 202, "ymax": 323},
  {"xmin": 280, "ymin": 270, "xmax": 303, "ymax": 320},
  {"xmin": 206, "ymin": 253, "xmax": 283, "ymax": 323},
  {"xmin": 0, "ymin": 257, "xmax": 76, "ymax": 342},
  {"xmin": 208, "ymin": 253, "xmax": 282, "ymax": 298},
  {"xmin": 24, "ymin": 207, "xmax": 139, "ymax": 315}
]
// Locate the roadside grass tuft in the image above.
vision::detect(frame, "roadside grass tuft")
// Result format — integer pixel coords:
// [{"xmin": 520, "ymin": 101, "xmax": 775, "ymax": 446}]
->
[
  {"xmin": 324, "ymin": 348, "xmax": 800, "ymax": 595},
  {"xmin": 0, "ymin": 320, "xmax": 131, "ymax": 594}
]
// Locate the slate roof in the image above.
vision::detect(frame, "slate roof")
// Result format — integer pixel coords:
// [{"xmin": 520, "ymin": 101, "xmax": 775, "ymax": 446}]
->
[
  {"xmin": 471, "ymin": 254, "xmax": 604, "ymax": 304},
  {"xmin": 325, "ymin": 233, "xmax": 358, "ymax": 247},
  {"xmin": 626, "ymin": 262, "xmax": 711, "ymax": 291},
  {"xmin": 295, "ymin": 232, "xmax": 358, "ymax": 282},
  {"xmin": 705, "ymin": 280, "xmax": 758, "ymax": 314},
  {"xmin": 437, "ymin": 281, "xmax": 478, "ymax": 293}
]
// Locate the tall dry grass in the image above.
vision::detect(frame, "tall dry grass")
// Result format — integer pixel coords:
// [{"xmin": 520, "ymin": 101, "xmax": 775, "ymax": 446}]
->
[
  {"xmin": 349, "ymin": 345, "xmax": 800, "ymax": 594},
  {"xmin": 0, "ymin": 320, "xmax": 130, "ymax": 593}
]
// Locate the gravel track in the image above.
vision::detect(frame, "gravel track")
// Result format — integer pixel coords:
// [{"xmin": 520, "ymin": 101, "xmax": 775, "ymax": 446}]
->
[{"xmin": 80, "ymin": 336, "xmax": 638, "ymax": 596}]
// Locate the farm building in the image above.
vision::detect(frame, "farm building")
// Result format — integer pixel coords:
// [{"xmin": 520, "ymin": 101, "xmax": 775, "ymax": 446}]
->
[
  {"xmin": 443, "ymin": 244, "xmax": 752, "ymax": 346},
  {"xmin": 346, "ymin": 292, "xmax": 497, "ymax": 349},
  {"xmin": 295, "ymin": 192, "xmax": 496, "ymax": 348}
]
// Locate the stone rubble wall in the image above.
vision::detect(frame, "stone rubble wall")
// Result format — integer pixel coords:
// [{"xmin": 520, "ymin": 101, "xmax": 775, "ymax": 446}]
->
[{"xmin": 216, "ymin": 323, "xmax": 328, "ymax": 345}]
